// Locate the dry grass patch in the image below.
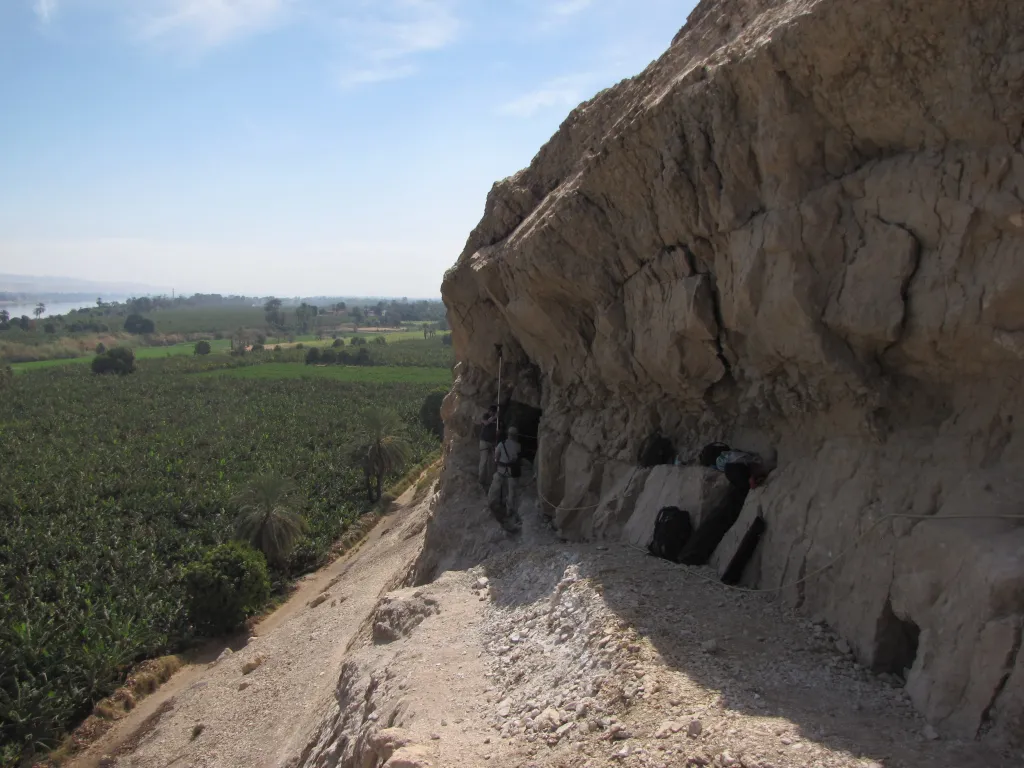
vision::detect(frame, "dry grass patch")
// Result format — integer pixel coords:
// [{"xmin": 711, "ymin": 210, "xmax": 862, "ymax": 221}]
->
[
  {"xmin": 41, "ymin": 656, "xmax": 183, "ymax": 765},
  {"xmin": 412, "ymin": 459, "xmax": 442, "ymax": 504}
]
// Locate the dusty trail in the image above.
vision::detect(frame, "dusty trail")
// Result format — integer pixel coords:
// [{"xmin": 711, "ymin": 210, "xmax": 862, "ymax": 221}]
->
[
  {"xmin": 287, "ymin": 453, "xmax": 1021, "ymax": 768},
  {"xmin": 69, "ymin": 489, "xmax": 425, "ymax": 768},
  {"xmin": 77, "ymin": 454, "xmax": 1021, "ymax": 768}
]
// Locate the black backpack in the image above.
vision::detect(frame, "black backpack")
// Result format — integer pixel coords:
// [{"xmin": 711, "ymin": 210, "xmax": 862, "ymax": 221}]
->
[
  {"xmin": 698, "ymin": 442, "xmax": 730, "ymax": 467},
  {"xmin": 647, "ymin": 506, "xmax": 693, "ymax": 562},
  {"xmin": 639, "ymin": 433, "xmax": 675, "ymax": 468}
]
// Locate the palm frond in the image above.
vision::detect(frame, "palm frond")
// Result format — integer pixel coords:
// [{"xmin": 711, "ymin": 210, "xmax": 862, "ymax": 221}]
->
[
  {"xmin": 232, "ymin": 473, "xmax": 307, "ymax": 567},
  {"xmin": 360, "ymin": 408, "xmax": 412, "ymax": 498}
]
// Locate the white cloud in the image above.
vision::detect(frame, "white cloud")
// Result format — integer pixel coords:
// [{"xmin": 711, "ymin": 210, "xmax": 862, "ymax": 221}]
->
[
  {"xmin": 497, "ymin": 74, "xmax": 595, "ymax": 118},
  {"xmin": 33, "ymin": 0, "xmax": 58, "ymax": 24},
  {"xmin": 537, "ymin": 0, "xmax": 593, "ymax": 32},
  {"xmin": 550, "ymin": 0, "xmax": 592, "ymax": 19},
  {"xmin": 25, "ymin": 0, "xmax": 461, "ymax": 74},
  {"xmin": 339, "ymin": 63, "xmax": 418, "ymax": 87},
  {"xmin": 135, "ymin": 0, "xmax": 290, "ymax": 49},
  {"xmin": 334, "ymin": 0, "xmax": 461, "ymax": 87}
]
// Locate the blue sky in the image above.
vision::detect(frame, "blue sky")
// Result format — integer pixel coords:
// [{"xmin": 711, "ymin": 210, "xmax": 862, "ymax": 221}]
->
[{"xmin": 0, "ymin": 0, "xmax": 693, "ymax": 297}]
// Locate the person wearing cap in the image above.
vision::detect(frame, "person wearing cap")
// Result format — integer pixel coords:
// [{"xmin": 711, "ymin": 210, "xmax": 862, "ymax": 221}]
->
[{"xmin": 488, "ymin": 426, "xmax": 522, "ymax": 530}]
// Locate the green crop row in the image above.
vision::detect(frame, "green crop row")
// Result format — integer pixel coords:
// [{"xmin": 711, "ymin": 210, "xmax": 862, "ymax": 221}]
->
[{"xmin": 0, "ymin": 358, "xmax": 444, "ymax": 763}]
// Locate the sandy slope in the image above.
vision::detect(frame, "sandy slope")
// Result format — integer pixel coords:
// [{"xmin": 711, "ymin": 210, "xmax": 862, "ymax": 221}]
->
[
  {"xmin": 75, "ymin": 468, "xmax": 1022, "ymax": 768},
  {"xmin": 69, "ymin": 491, "xmax": 425, "ymax": 768}
]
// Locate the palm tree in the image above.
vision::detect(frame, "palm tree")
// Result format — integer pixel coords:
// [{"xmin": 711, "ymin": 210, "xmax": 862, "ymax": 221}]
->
[
  {"xmin": 359, "ymin": 408, "xmax": 412, "ymax": 502},
  {"xmin": 33, "ymin": 302, "xmax": 45, "ymax": 320},
  {"xmin": 232, "ymin": 473, "xmax": 307, "ymax": 568}
]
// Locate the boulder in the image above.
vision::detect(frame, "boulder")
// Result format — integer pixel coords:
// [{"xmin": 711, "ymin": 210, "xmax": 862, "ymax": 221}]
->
[
  {"xmin": 372, "ymin": 590, "xmax": 440, "ymax": 644},
  {"xmin": 383, "ymin": 745, "xmax": 432, "ymax": 768},
  {"xmin": 708, "ymin": 495, "xmax": 766, "ymax": 584},
  {"xmin": 621, "ymin": 466, "xmax": 732, "ymax": 549}
]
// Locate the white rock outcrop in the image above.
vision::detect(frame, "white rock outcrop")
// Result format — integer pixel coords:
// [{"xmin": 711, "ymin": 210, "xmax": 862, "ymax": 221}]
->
[{"xmin": 438, "ymin": 0, "xmax": 1024, "ymax": 745}]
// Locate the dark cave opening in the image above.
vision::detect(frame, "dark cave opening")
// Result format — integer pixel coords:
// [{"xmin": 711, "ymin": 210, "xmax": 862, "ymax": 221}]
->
[{"xmin": 873, "ymin": 600, "xmax": 921, "ymax": 679}]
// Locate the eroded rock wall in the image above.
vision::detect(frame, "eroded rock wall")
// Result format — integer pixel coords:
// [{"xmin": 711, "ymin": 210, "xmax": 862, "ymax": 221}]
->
[{"xmin": 439, "ymin": 0, "xmax": 1024, "ymax": 744}]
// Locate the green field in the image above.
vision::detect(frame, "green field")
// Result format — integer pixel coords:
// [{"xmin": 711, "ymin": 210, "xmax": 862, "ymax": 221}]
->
[
  {"xmin": 0, "ymin": 356, "xmax": 447, "ymax": 764},
  {"xmin": 145, "ymin": 306, "xmax": 267, "ymax": 333},
  {"xmin": 10, "ymin": 339, "xmax": 233, "ymax": 373},
  {"xmin": 205, "ymin": 363, "xmax": 452, "ymax": 385},
  {"xmin": 268, "ymin": 330, "xmax": 427, "ymax": 345},
  {"xmin": 8, "ymin": 334, "xmax": 447, "ymax": 373}
]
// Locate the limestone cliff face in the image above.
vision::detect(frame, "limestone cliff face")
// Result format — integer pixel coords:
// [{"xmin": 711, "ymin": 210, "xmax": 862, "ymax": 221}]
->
[{"xmin": 439, "ymin": 0, "xmax": 1024, "ymax": 745}]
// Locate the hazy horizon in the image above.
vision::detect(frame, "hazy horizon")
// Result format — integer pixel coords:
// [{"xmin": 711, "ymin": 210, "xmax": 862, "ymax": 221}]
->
[
  {"xmin": 0, "ymin": 0, "xmax": 694, "ymax": 297},
  {"xmin": 0, "ymin": 270, "xmax": 444, "ymax": 302}
]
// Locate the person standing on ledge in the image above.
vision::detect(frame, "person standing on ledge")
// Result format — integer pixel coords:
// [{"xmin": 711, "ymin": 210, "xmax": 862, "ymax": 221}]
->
[
  {"xmin": 489, "ymin": 426, "xmax": 522, "ymax": 531},
  {"xmin": 477, "ymin": 405, "xmax": 498, "ymax": 487}
]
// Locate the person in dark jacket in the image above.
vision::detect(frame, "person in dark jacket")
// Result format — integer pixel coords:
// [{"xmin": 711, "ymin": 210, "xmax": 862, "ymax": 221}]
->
[{"xmin": 477, "ymin": 405, "xmax": 498, "ymax": 487}]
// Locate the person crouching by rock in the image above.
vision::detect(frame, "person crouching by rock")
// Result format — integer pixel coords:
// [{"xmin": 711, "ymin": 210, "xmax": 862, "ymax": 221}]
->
[
  {"xmin": 477, "ymin": 405, "xmax": 498, "ymax": 487},
  {"xmin": 717, "ymin": 448, "xmax": 769, "ymax": 490},
  {"xmin": 489, "ymin": 426, "xmax": 522, "ymax": 531}
]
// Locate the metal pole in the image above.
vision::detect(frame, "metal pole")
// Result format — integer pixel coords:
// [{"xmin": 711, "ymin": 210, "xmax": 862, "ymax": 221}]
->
[
  {"xmin": 494, "ymin": 344, "xmax": 503, "ymax": 438},
  {"xmin": 494, "ymin": 344, "xmax": 503, "ymax": 509}
]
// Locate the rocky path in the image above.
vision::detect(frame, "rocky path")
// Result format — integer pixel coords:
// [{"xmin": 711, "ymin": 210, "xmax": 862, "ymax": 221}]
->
[
  {"xmin": 70, "ymin": 489, "xmax": 427, "ymax": 768},
  {"xmin": 79, "ymin": 473, "xmax": 1022, "ymax": 768},
  {"xmin": 468, "ymin": 536, "xmax": 1022, "ymax": 768},
  {"xmin": 287, "ymin": 453, "xmax": 1022, "ymax": 768}
]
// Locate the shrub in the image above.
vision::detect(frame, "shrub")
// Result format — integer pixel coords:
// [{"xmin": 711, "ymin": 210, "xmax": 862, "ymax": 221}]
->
[
  {"xmin": 183, "ymin": 542, "xmax": 270, "ymax": 635},
  {"xmin": 273, "ymin": 344, "xmax": 282, "ymax": 352},
  {"xmin": 295, "ymin": 343, "xmax": 304, "ymax": 349},
  {"xmin": 251, "ymin": 343, "xmax": 265, "ymax": 353},
  {"xmin": 351, "ymin": 337, "xmax": 367, "ymax": 346},
  {"xmin": 91, "ymin": 346, "xmax": 135, "ymax": 375},
  {"xmin": 286, "ymin": 538, "xmax": 325, "ymax": 573},
  {"xmin": 332, "ymin": 338, "xmax": 344, "ymax": 348},
  {"xmin": 320, "ymin": 348, "xmax": 337, "ymax": 364},
  {"xmin": 124, "ymin": 314, "xmax": 155, "ymax": 334},
  {"xmin": 418, "ymin": 390, "xmax": 446, "ymax": 439},
  {"xmin": 95, "ymin": 342, "xmax": 107, "ymax": 355},
  {"xmin": 194, "ymin": 340, "xmax": 212, "ymax": 356},
  {"xmin": 305, "ymin": 347, "xmax": 321, "ymax": 365},
  {"xmin": 44, "ymin": 323, "xmax": 56, "ymax": 334},
  {"xmin": 373, "ymin": 336, "xmax": 387, "ymax": 346}
]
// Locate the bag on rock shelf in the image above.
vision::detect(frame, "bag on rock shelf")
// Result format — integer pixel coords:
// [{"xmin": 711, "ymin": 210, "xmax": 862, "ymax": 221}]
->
[
  {"xmin": 698, "ymin": 442, "xmax": 730, "ymax": 467},
  {"xmin": 647, "ymin": 506, "xmax": 693, "ymax": 563}
]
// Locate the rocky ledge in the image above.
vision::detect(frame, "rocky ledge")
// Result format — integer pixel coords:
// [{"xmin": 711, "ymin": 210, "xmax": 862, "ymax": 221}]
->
[{"xmin": 438, "ymin": 0, "xmax": 1024, "ymax": 746}]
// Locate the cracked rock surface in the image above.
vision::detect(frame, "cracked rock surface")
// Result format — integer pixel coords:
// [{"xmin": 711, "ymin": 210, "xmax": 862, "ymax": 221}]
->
[{"xmin": 439, "ymin": 0, "xmax": 1024, "ymax": 746}]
